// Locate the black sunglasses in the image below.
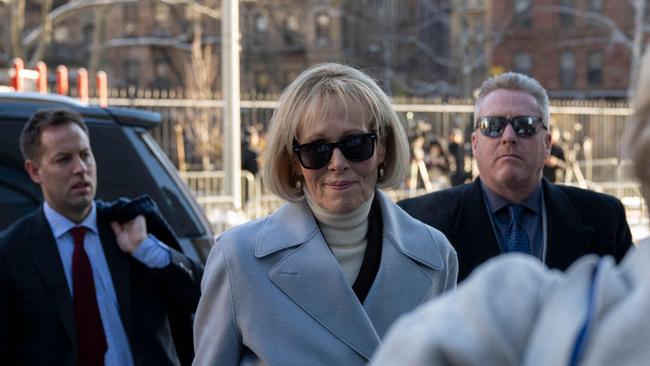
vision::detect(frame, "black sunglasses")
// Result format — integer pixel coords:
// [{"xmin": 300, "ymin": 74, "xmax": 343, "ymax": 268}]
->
[
  {"xmin": 293, "ymin": 132, "xmax": 378, "ymax": 169},
  {"xmin": 476, "ymin": 116, "xmax": 546, "ymax": 138}
]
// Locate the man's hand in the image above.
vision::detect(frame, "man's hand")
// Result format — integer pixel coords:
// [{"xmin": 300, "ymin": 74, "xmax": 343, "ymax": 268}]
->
[{"xmin": 110, "ymin": 215, "xmax": 148, "ymax": 254}]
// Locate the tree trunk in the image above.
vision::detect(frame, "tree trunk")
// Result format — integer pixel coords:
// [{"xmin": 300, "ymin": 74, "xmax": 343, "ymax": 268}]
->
[
  {"xmin": 29, "ymin": 0, "xmax": 54, "ymax": 65},
  {"xmin": 10, "ymin": 0, "xmax": 26, "ymax": 59},
  {"xmin": 88, "ymin": 6, "xmax": 110, "ymax": 89},
  {"xmin": 628, "ymin": 0, "xmax": 646, "ymax": 100}
]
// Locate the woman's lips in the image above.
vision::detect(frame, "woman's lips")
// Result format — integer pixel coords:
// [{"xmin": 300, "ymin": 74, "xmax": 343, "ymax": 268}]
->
[{"xmin": 327, "ymin": 181, "xmax": 354, "ymax": 190}]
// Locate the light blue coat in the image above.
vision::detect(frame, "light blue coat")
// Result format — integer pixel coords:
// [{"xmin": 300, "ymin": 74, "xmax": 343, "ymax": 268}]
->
[{"xmin": 193, "ymin": 190, "xmax": 458, "ymax": 366}]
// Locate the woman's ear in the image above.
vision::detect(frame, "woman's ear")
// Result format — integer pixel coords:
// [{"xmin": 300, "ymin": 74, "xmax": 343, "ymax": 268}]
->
[{"xmin": 376, "ymin": 141, "xmax": 386, "ymax": 164}]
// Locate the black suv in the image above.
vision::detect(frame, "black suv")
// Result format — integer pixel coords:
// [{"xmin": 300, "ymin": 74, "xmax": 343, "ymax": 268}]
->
[{"xmin": 0, "ymin": 92, "xmax": 212, "ymax": 263}]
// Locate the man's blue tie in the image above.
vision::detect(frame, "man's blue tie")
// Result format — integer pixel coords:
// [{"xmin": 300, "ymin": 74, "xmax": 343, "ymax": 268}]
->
[{"xmin": 506, "ymin": 204, "xmax": 531, "ymax": 254}]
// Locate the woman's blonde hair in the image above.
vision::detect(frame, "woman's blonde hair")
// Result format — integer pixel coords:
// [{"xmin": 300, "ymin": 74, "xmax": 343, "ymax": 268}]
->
[
  {"xmin": 627, "ymin": 48, "xmax": 650, "ymax": 201},
  {"xmin": 263, "ymin": 63, "xmax": 410, "ymax": 201}
]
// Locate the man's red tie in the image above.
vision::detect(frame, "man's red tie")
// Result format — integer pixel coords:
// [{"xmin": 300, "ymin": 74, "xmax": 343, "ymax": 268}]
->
[{"xmin": 70, "ymin": 226, "xmax": 107, "ymax": 366}]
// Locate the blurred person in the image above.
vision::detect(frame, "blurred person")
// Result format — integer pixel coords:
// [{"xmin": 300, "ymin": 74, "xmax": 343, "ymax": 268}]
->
[
  {"xmin": 447, "ymin": 128, "xmax": 469, "ymax": 186},
  {"xmin": 241, "ymin": 129, "xmax": 259, "ymax": 176},
  {"xmin": 407, "ymin": 135, "xmax": 429, "ymax": 189},
  {"xmin": 399, "ymin": 72, "xmax": 632, "ymax": 282},
  {"xmin": 371, "ymin": 49, "xmax": 650, "ymax": 366},
  {"xmin": 0, "ymin": 109, "xmax": 202, "ymax": 366},
  {"xmin": 425, "ymin": 138, "xmax": 451, "ymax": 188},
  {"xmin": 543, "ymin": 126, "xmax": 566, "ymax": 183},
  {"xmin": 193, "ymin": 63, "xmax": 458, "ymax": 366}
]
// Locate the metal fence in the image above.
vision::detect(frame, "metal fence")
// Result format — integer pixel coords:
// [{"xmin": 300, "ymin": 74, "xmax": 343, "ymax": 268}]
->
[
  {"xmin": 101, "ymin": 93, "xmax": 646, "ymax": 237},
  {"xmin": 101, "ymin": 93, "xmax": 634, "ymax": 175},
  {"xmin": 179, "ymin": 166, "xmax": 647, "ymax": 239}
]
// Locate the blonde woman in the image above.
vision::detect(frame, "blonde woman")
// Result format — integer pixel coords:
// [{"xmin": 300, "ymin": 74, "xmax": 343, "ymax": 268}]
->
[{"xmin": 193, "ymin": 63, "xmax": 457, "ymax": 366}]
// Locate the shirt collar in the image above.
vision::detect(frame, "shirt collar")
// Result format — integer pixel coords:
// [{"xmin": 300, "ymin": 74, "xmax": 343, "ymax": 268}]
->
[
  {"xmin": 43, "ymin": 201, "xmax": 98, "ymax": 239},
  {"xmin": 480, "ymin": 180, "xmax": 542, "ymax": 215}
]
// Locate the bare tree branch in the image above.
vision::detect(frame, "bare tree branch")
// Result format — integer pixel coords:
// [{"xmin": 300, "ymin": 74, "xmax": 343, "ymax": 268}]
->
[
  {"xmin": 22, "ymin": 0, "xmax": 220, "ymax": 48},
  {"xmin": 182, "ymin": 12, "xmax": 221, "ymax": 170},
  {"xmin": 537, "ymin": 5, "xmax": 634, "ymax": 50},
  {"xmin": 10, "ymin": 0, "xmax": 26, "ymax": 59},
  {"xmin": 28, "ymin": 0, "xmax": 54, "ymax": 65},
  {"xmin": 537, "ymin": 3, "xmax": 648, "ymax": 97}
]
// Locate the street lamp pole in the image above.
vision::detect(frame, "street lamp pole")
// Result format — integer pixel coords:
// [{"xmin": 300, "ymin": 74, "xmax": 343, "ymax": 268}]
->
[{"xmin": 222, "ymin": 0, "xmax": 242, "ymax": 210}]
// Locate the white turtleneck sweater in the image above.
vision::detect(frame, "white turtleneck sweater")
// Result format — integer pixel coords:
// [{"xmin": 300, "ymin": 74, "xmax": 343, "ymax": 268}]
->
[{"xmin": 306, "ymin": 191, "xmax": 374, "ymax": 285}]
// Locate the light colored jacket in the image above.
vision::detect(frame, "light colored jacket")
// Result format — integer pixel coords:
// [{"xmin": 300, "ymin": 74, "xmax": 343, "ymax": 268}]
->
[
  {"xmin": 193, "ymin": 190, "xmax": 458, "ymax": 366},
  {"xmin": 371, "ymin": 238, "xmax": 650, "ymax": 366}
]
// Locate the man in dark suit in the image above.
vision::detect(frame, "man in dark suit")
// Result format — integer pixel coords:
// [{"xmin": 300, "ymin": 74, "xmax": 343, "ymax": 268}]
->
[
  {"xmin": 399, "ymin": 72, "xmax": 632, "ymax": 282},
  {"xmin": 0, "ymin": 109, "xmax": 201, "ymax": 365}
]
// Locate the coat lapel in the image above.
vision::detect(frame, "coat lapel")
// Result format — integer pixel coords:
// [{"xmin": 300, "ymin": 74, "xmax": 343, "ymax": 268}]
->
[
  {"xmin": 451, "ymin": 180, "xmax": 501, "ymax": 279},
  {"xmin": 25, "ymin": 209, "xmax": 76, "ymax": 345},
  {"xmin": 363, "ymin": 191, "xmax": 443, "ymax": 338},
  {"xmin": 260, "ymin": 202, "xmax": 381, "ymax": 361},
  {"xmin": 543, "ymin": 180, "xmax": 594, "ymax": 269}
]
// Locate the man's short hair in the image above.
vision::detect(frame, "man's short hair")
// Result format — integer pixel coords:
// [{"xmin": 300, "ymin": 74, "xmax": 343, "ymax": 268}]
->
[
  {"xmin": 20, "ymin": 108, "xmax": 88, "ymax": 161},
  {"xmin": 474, "ymin": 72, "xmax": 550, "ymax": 129}
]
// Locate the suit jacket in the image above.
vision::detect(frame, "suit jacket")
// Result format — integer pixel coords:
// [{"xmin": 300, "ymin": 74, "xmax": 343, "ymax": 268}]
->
[
  {"xmin": 193, "ymin": 190, "xmax": 458, "ymax": 366},
  {"xmin": 0, "ymin": 199, "xmax": 202, "ymax": 366},
  {"xmin": 398, "ymin": 178, "xmax": 633, "ymax": 282}
]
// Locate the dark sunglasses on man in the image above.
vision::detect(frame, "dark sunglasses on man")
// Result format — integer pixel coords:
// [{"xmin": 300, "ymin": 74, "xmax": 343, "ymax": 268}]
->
[
  {"xmin": 293, "ymin": 132, "xmax": 377, "ymax": 169},
  {"xmin": 476, "ymin": 116, "xmax": 546, "ymax": 138}
]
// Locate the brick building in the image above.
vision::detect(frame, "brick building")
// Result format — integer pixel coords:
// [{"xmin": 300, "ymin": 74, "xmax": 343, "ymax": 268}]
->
[
  {"xmin": 488, "ymin": 0, "xmax": 642, "ymax": 99},
  {"xmin": 1, "ymin": 0, "xmax": 455, "ymax": 97}
]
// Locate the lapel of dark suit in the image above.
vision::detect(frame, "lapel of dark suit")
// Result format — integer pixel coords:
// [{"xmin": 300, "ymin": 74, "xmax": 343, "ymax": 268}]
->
[
  {"xmin": 96, "ymin": 204, "xmax": 133, "ymax": 340},
  {"xmin": 449, "ymin": 179, "xmax": 501, "ymax": 280},
  {"xmin": 25, "ymin": 208, "xmax": 76, "ymax": 345},
  {"xmin": 542, "ymin": 180, "xmax": 594, "ymax": 270}
]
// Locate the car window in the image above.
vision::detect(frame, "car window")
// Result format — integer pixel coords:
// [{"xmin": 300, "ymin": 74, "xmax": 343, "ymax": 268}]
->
[
  {"xmin": 88, "ymin": 123, "xmax": 206, "ymax": 237},
  {"xmin": 0, "ymin": 120, "xmax": 43, "ymax": 230}
]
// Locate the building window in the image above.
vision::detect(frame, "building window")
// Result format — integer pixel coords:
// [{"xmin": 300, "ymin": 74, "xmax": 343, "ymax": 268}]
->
[
  {"xmin": 285, "ymin": 13, "xmax": 299, "ymax": 32},
  {"xmin": 53, "ymin": 25, "xmax": 70, "ymax": 43},
  {"xmin": 559, "ymin": 52, "xmax": 575, "ymax": 89},
  {"xmin": 513, "ymin": 52, "xmax": 532, "ymax": 75},
  {"xmin": 587, "ymin": 0, "xmax": 604, "ymax": 25},
  {"xmin": 282, "ymin": 12, "xmax": 300, "ymax": 46},
  {"xmin": 560, "ymin": 0, "xmax": 575, "ymax": 27},
  {"xmin": 514, "ymin": 0, "xmax": 532, "ymax": 28},
  {"xmin": 123, "ymin": 4, "xmax": 138, "ymax": 36},
  {"xmin": 587, "ymin": 52, "xmax": 603, "ymax": 86},
  {"xmin": 315, "ymin": 11, "xmax": 332, "ymax": 47},
  {"xmin": 588, "ymin": 0, "xmax": 603, "ymax": 12},
  {"xmin": 252, "ymin": 12, "xmax": 269, "ymax": 45},
  {"xmin": 254, "ymin": 13, "xmax": 268, "ymax": 34},
  {"xmin": 154, "ymin": 57, "xmax": 172, "ymax": 89},
  {"xmin": 123, "ymin": 58, "xmax": 140, "ymax": 86},
  {"xmin": 82, "ymin": 23, "xmax": 93, "ymax": 45},
  {"xmin": 255, "ymin": 71, "xmax": 270, "ymax": 94},
  {"xmin": 153, "ymin": 3, "xmax": 172, "ymax": 35}
]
